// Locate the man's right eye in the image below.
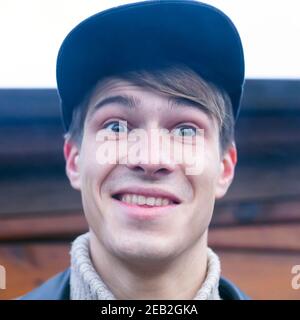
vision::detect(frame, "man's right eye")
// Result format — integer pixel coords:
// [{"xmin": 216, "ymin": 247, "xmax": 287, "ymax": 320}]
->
[{"xmin": 103, "ymin": 121, "xmax": 128, "ymax": 133}]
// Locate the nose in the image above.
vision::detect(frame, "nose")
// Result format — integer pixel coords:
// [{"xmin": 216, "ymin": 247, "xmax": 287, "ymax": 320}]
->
[
  {"xmin": 126, "ymin": 159, "xmax": 176, "ymax": 179},
  {"xmin": 125, "ymin": 140, "xmax": 177, "ymax": 179}
]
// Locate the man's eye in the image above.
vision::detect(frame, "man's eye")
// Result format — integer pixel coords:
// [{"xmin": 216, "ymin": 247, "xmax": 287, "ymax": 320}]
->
[
  {"xmin": 172, "ymin": 125, "xmax": 198, "ymax": 137},
  {"xmin": 103, "ymin": 121, "xmax": 128, "ymax": 133}
]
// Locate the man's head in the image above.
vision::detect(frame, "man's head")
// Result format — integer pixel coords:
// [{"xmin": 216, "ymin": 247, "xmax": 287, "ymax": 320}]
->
[
  {"xmin": 63, "ymin": 64, "xmax": 237, "ymax": 265},
  {"xmin": 58, "ymin": 1, "xmax": 243, "ymax": 266}
]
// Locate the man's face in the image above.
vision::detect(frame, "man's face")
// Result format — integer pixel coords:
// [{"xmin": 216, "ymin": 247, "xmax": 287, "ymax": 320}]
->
[{"xmin": 65, "ymin": 78, "xmax": 236, "ymax": 264}]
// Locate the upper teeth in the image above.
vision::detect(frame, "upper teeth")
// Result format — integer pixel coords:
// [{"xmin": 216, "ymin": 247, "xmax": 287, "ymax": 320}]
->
[{"xmin": 120, "ymin": 194, "xmax": 173, "ymax": 206}]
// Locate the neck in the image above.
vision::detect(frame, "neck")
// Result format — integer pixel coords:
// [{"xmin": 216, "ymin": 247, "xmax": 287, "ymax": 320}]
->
[
  {"xmin": 91, "ymin": 230, "xmax": 210, "ymax": 300},
  {"xmin": 70, "ymin": 231, "xmax": 221, "ymax": 300}
]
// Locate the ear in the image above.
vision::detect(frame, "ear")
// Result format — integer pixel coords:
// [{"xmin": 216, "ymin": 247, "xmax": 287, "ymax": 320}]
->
[
  {"xmin": 214, "ymin": 142, "xmax": 237, "ymax": 199},
  {"xmin": 63, "ymin": 139, "xmax": 81, "ymax": 190}
]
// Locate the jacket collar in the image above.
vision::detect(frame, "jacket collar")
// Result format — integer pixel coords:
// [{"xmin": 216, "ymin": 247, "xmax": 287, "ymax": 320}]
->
[{"xmin": 19, "ymin": 267, "xmax": 250, "ymax": 300}]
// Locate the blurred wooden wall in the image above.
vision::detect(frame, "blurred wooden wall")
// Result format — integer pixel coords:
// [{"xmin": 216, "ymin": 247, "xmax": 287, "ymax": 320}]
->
[{"xmin": 0, "ymin": 80, "xmax": 300, "ymax": 300}]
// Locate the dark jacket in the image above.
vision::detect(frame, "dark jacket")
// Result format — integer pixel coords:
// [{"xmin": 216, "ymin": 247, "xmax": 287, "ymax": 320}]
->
[{"xmin": 18, "ymin": 267, "xmax": 250, "ymax": 300}]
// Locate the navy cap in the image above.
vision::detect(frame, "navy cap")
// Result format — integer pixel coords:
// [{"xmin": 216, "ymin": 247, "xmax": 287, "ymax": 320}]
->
[{"xmin": 56, "ymin": 0, "xmax": 245, "ymax": 132}]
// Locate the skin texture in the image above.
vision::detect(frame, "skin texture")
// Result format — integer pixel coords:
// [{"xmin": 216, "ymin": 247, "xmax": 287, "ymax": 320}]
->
[{"xmin": 64, "ymin": 78, "xmax": 237, "ymax": 299}]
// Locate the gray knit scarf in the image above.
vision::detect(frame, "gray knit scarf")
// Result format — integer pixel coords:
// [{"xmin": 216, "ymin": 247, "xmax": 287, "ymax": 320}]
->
[{"xmin": 70, "ymin": 232, "xmax": 221, "ymax": 300}]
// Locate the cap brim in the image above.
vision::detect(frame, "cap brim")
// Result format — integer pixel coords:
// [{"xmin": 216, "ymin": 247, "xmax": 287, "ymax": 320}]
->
[{"xmin": 56, "ymin": 0, "xmax": 245, "ymax": 131}]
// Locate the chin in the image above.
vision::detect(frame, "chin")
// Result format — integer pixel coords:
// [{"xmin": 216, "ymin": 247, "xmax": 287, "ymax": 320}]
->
[{"xmin": 108, "ymin": 233, "xmax": 179, "ymax": 263}]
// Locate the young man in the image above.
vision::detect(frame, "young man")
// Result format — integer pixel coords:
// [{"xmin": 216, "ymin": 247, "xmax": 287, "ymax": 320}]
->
[{"xmin": 20, "ymin": 0, "xmax": 248, "ymax": 300}]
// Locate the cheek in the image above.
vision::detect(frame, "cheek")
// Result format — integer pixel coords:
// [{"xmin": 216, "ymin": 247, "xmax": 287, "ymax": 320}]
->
[
  {"xmin": 79, "ymin": 137, "xmax": 115, "ymax": 199},
  {"xmin": 79, "ymin": 140, "xmax": 116, "ymax": 236},
  {"xmin": 189, "ymin": 167, "xmax": 217, "ymax": 226},
  {"xmin": 189, "ymin": 148, "xmax": 221, "ymax": 207},
  {"xmin": 202, "ymin": 141, "xmax": 221, "ymax": 184}
]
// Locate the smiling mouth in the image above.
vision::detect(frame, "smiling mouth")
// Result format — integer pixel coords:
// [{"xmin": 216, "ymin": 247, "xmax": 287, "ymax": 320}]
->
[{"xmin": 111, "ymin": 193, "xmax": 180, "ymax": 207}]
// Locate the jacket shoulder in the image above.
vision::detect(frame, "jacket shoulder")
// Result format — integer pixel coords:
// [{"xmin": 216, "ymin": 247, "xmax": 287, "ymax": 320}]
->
[
  {"xmin": 17, "ymin": 268, "xmax": 70, "ymax": 300},
  {"xmin": 219, "ymin": 276, "xmax": 251, "ymax": 300}
]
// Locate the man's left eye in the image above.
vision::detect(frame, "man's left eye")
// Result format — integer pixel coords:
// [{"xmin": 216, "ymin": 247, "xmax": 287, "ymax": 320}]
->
[{"xmin": 172, "ymin": 125, "xmax": 198, "ymax": 137}]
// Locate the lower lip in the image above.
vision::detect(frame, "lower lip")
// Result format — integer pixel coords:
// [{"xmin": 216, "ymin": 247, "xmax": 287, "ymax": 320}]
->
[{"xmin": 111, "ymin": 197, "xmax": 179, "ymax": 221}]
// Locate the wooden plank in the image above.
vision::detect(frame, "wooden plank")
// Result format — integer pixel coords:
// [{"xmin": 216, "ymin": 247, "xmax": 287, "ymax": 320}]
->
[
  {"xmin": 209, "ymin": 223, "xmax": 300, "ymax": 251},
  {"xmin": 241, "ymin": 79, "xmax": 300, "ymax": 112},
  {"xmin": 217, "ymin": 249, "xmax": 300, "ymax": 300},
  {"xmin": 0, "ymin": 89, "xmax": 60, "ymax": 122},
  {"xmin": 0, "ymin": 211, "xmax": 88, "ymax": 241},
  {"xmin": 0, "ymin": 174, "xmax": 82, "ymax": 215},
  {"xmin": 0, "ymin": 243, "xmax": 69, "ymax": 300},
  {"xmin": 227, "ymin": 162, "xmax": 300, "ymax": 202},
  {"xmin": 0, "ymin": 124, "xmax": 64, "ymax": 164},
  {"xmin": 235, "ymin": 115, "xmax": 300, "ymax": 163},
  {"xmin": 213, "ymin": 198, "xmax": 300, "ymax": 226}
]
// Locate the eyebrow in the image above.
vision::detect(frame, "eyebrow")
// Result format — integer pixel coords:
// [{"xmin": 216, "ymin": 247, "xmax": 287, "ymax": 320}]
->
[{"xmin": 88, "ymin": 94, "xmax": 212, "ymax": 119}]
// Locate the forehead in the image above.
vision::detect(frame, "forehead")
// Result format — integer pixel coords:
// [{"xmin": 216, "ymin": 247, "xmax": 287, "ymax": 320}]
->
[{"xmin": 86, "ymin": 77, "xmax": 218, "ymax": 129}]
